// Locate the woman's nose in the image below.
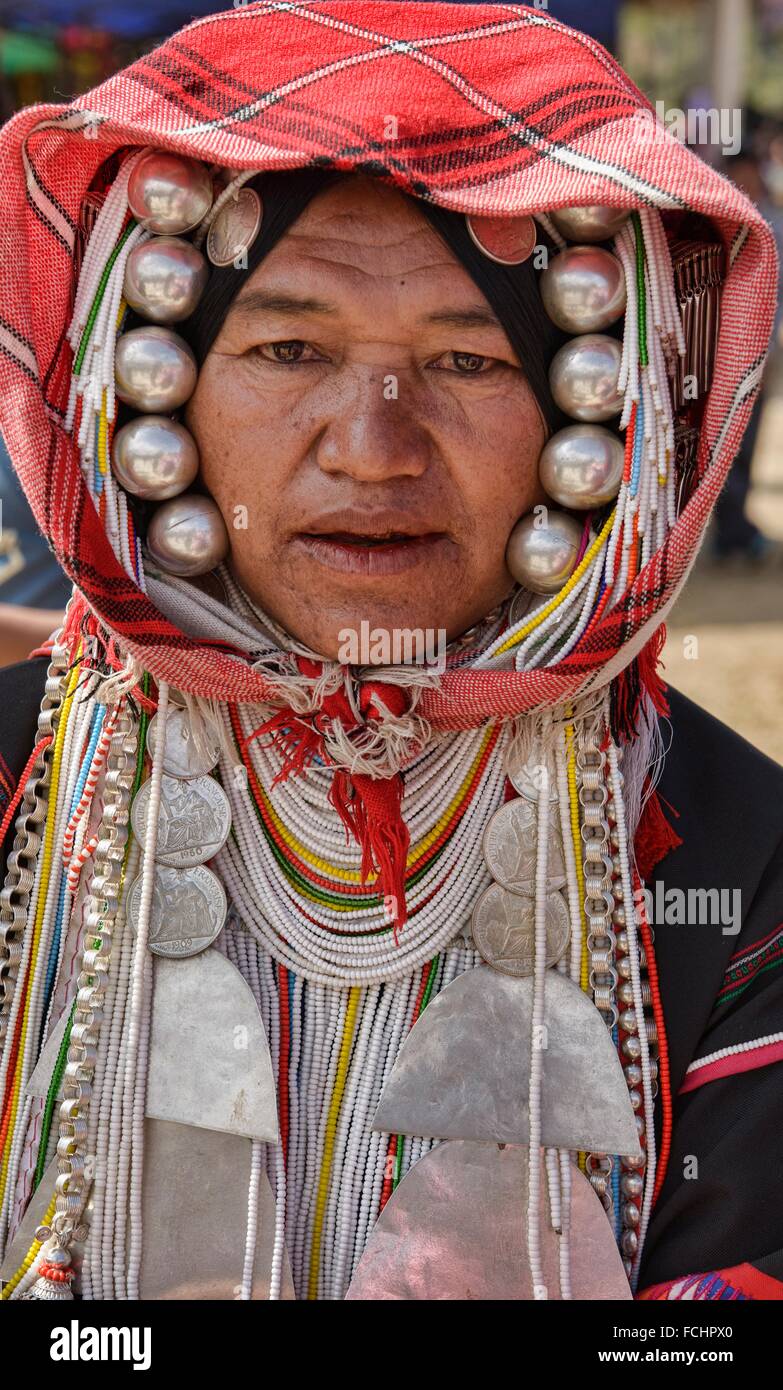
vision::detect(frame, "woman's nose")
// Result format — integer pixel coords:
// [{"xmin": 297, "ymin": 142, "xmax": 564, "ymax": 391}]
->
[{"xmin": 314, "ymin": 369, "xmax": 432, "ymax": 483}]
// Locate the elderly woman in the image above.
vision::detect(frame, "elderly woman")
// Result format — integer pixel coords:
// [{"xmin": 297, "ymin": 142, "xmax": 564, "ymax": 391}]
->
[{"xmin": 0, "ymin": 2, "xmax": 780, "ymax": 1304}]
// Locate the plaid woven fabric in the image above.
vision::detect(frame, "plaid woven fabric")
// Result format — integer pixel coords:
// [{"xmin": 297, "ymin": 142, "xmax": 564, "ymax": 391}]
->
[{"xmin": 0, "ymin": 1, "xmax": 777, "ymax": 724}]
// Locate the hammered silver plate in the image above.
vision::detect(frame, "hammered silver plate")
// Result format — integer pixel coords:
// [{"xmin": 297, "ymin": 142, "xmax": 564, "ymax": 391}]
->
[
  {"xmin": 372, "ymin": 967, "xmax": 641, "ymax": 1155},
  {"xmin": 346, "ymin": 1141, "xmax": 631, "ymax": 1301},
  {"xmin": 146, "ymin": 949, "xmax": 278, "ymax": 1142},
  {"xmin": 139, "ymin": 1118, "xmax": 295, "ymax": 1299}
]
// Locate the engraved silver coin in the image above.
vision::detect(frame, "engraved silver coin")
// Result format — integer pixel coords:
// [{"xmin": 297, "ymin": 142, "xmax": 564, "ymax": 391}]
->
[
  {"xmin": 131, "ymin": 774, "xmax": 231, "ymax": 866},
  {"xmin": 206, "ymin": 188, "xmax": 263, "ymax": 267},
  {"xmin": 146, "ymin": 707, "xmax": 220, "ymax": 779},
  {"xmin": 127, "ymin": 863, "xmax": 227, "ymax": 958},
  {"xmin": 472, "ymin": 883, "xmax": 570, "ymax": 978},
  {"xmin": 482, "ymin": 798, "xmax": 566, "ymax": 894},
  {"xmin": 508, "ymin": 587, "xmax": 536, "ymax": 626},
  {"xmin": 507, "ymin": 750, "xmax": 558, "ymax": 802}
]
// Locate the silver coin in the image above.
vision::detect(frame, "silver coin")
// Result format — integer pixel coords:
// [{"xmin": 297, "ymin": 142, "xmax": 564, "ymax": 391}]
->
[
  {"xmin": 127, "ymin": 863, "xmax": 227, "ymax": 959},
  {"xmin": 206, "ymin": 188, "xmax": 263, "ymax": 267},
  {"xmin": 472, "ymin": 883, "xmax": 570, "ymax": 978},
  {"xmin": 482, "ymin": 798, "xmax": 566, "ymax": 894},
  {"xmin": 146, "ymin": 707, "xmax": 220, "ymax": 779},
  {"xmin": 508, "ymin": 587, "xmax": 535, "ymax": 626},
  {"xmin": 131, "ymin": 774, "xmax": 231, "ymax": 866},
  {"xmin": 507, "ymin": 750, "xmax": 558, "ymax": 802}
]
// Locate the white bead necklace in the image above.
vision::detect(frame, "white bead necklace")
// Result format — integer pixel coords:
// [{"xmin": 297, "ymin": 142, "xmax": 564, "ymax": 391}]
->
[{"xmin": 214, "ymin": 696, "xmax": 509, "ymax": 987}]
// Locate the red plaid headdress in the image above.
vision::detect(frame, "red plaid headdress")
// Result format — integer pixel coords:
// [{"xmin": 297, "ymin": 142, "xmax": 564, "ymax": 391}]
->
[{"xmin": 0, "ymin": 1, "xmax": 777, "ymax": 729}]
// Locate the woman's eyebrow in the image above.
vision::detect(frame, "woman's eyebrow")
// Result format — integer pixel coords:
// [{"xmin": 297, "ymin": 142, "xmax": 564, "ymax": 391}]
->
[
  {"xmin": 231, "ymin": 289, "xmax": 503, "ymax": 333},
  {"xmin": 421, "ymin": 306, "xmax": 503, "ymax": 329},
  {"xmin": 233, "ymin": 289, "xmax": 339, "ymax": 317}
]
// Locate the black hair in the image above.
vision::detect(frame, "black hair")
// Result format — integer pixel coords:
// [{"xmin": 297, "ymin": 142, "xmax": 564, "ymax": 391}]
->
[{"xmin": 178, "ymin": 166, "xmax": 567, "ymax": 435}]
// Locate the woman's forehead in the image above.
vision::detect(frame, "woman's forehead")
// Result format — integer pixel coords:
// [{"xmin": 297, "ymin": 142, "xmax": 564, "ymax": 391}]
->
[
  {"xmin": 225, "ymin": 239, "xmax": 504, "ymax": 337},
  {"xmin": 260, "ymin": 174, "xmax": 462, "ymax": 278}
]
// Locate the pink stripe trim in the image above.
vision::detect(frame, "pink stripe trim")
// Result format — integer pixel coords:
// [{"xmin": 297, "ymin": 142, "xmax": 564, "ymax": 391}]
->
[{"xmin": 679, "ymin": 1039, "xmax": 783, "ymax": 1094}]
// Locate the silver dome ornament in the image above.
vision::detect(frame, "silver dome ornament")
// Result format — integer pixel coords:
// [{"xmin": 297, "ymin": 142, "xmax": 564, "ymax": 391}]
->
[
  {"xmin": 127, "ymin": 151, "xmax": 213, "ymax": 235},
  {"xmin": 147, "ymin": 493, "xmax": 229, "ymax": 577},
  {"xmin": 123, "ymin": 237, "xmax": 208, "ymax": 324},
  {"xmin": 550, "ymin": 205, "xmax": 630, "ymax": 243},
  {"xmin": 115, "ymin": 326, "xmax": 198, "ymax": 412},
  {"xmin": 540, "ymin": 245, "xmax": 626, "ymax": 333},
  {"xmin": 506, "ymin": 510, "xmax": 584, "ymax": 595},
  {"xmin": 539, "ymin": 425, "xmax": 625, "ymax": 510},
  {"xmin": 111, "ymin": 416, "xmax": 199, "ymax": 501},
  {"xmin": 549, "ymin": 334, "xmax": 623, "ymax": 422}
]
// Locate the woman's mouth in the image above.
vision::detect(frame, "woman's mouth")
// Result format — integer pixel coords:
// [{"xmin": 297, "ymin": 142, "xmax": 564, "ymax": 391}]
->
[{"xmin": 292, "ymin": 531, "xmax": 452, "ymax": 576}]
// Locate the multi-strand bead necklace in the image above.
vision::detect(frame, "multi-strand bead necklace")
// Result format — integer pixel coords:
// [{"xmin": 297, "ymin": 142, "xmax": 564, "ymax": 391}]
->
[{"xmin": 0, "ymin": 579, "xmax": 669, "ymax": 1300}]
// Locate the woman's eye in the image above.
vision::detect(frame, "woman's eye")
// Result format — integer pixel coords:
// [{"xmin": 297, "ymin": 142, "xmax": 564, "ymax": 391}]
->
[
  {"xmin": 434, "ymin": 350, "xmax": 495, "ymax": 374},
  {"xmin": 255, "ymin": 340, "xmax": 321, "ymax": 364}
]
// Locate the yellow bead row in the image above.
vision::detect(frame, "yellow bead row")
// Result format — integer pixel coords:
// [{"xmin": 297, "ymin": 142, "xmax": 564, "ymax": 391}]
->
[
  {"xmin": 307, "ymin": 986, "xmax": 361, "ymax": 1299},
  {"xmin": 262, "ymin": 727, "xmax": 495, "ymax": 893},
  {"xmin": 0, "ymin": 1191, "xmax": 57, "ymax": 1300},
  {"xmin": 493, "ymin": 509, "xmax": 616, "ymax": 658}
]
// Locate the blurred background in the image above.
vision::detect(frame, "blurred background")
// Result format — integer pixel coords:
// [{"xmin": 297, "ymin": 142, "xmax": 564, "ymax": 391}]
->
[{"xmin": 0, "ymin": 0, "xmax": 781, "ymax": 758}]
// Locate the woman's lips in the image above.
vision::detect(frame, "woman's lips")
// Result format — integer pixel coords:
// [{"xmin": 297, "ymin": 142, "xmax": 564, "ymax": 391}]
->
[{"xmin": 292, "ymin": 531, "xmax": 451, "ymax": 576}]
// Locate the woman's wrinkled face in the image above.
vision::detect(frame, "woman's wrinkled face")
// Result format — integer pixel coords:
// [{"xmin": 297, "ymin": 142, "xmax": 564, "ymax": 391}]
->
[{"xmin": 186, "ymin": 176, "xmax": 546, "ymax": 660}]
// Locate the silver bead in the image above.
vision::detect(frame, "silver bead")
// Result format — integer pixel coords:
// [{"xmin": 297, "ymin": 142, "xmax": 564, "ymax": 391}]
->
[
  {"xmin": 615, "ymin": 930, "xmax": 629, "ymax": 953},
  {"xmin": 618, "ymin": 980, "xmax": 635, "ymax": 1006},
  {"xmin": 115, "ymin": 327, "xmax": 198, "ymax": 412},
  {"xmin": 619, "ymin": 1007, "xmax": 638, "ymax": 1033},
  {"xmin": 127, "ymin": 151, "xmax": 213, "ymax": 235},
  {"xmin": 623, "ymin": 1153, "xmax": 645, "ymax": 1171},
  {"xmin": 538, "ymin": 425, "xmax": 625, "ymax": 510},
  {"xmin": 622, "ymin": 1034, "xmax": 642, "ymax": 1060},
  {"xmin": 147, "ymin": 493, "xmax": 229, "ymax": 577},
  {"xmin": 622, "ymin": 1201, "xmax": 641, "ymax": 1228},
  {"xmin": 620, "ymin": 1171, "xmax": 644, "ymax": 1198},
  {"xmin": 123, "ymin": 237, "xmax": 208, "ymax": 324},
  {"xmin": 613, "ymin": 906, "xmax": 626, "ymax": 927},
  {"xmin": 628, "ymin": 1088, "xmax": 642, "ymax": 1111},
  {"xmin": 550, "ymin": 205, "xmax": 630, "ymax": 243},
  {"xmin": 44, "ymin": 1246, "xmax": 71, "ymax": 1267},
  {"xmin": 506, "ymin": 510, "xmax": 583, "ymax": 595},
  {"xmin": 621, "ymin": 1228, "xmax": 639, "ymax": 1256},
  {"xmin": 540, "ymin": 246, "xmax": 627, "ymax": 333},
  {"xmin": 549, "ymin": 334, "xmax": 623, "ymax": 422},
  {"xmin": 111, "ymin": 416, "xmax": 199, "ymax": 501}
]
